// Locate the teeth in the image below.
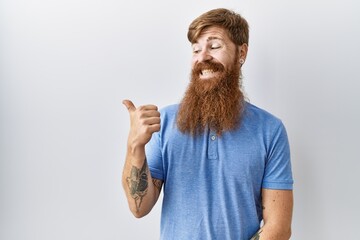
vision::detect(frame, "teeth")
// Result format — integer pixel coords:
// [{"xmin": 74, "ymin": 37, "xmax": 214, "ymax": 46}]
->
[{"xmin": 201, "ymin": 69, "xmax": 214, "ymax": 75}]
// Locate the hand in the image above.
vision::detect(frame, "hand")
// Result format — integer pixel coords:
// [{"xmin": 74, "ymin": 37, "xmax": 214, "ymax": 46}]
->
[{"xmin": 122, "ymin": 99, "xmax": 161, "ymax": 149}]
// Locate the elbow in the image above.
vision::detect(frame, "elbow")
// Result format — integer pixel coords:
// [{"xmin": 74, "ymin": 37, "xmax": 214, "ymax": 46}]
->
[
  {"xmin": 130, "ymin": 207, "xmax": 151, "ymax": 219},
  {"xmin": 263, "ymin": 224, "xmax": 292, "ymax": 240},
  {"xmin": 285, "ymin": 227, "xmax": 292, "ymax": 240},
  {"xmin": 278, "ymin": 226, "xmax": 292, "ymax": 240},
  {"xmin": 132, "ymin": 211, "xmax": 147, "ymax": 219}
]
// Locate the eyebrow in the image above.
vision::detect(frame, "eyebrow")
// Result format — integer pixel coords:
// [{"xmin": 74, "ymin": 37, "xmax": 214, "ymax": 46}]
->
[
  {"xmin": 207, "ymin": 36, "xmax": 223, "ymax": 41},
  {"xmin": 192, "ymin": 36, "xmax": 224, "ymax": 44}
]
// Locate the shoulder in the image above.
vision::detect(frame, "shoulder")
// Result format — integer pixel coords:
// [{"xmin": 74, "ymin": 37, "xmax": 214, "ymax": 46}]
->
[
  {"xmin": 159, "ymin": 104, "xmax": 179, "ymax": 120},
  {"xmin": 156, "ymin": 104, "xmax": 179, "ymax": 129},
  {"xmin": 243, "ymin": 102, "xmax": 283, "ymax": 127},
  {"xmin": 242, "ymin": 102, "xmax": 287, "ymax": 140},
  {"xmin": 159, "ymin": 104, "xmax": 179, "ymax": 115}
]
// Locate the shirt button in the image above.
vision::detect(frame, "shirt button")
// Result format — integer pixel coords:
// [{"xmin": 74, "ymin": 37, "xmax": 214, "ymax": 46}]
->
[{"xmin": 211, "ymin": 135, "xmax": 216, "ymax": 141}]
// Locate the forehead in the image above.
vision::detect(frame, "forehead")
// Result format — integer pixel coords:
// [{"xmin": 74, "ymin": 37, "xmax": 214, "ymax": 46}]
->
[{"xmin": 194, "ymin": 26, "xmax": 232, "ymax": 43}]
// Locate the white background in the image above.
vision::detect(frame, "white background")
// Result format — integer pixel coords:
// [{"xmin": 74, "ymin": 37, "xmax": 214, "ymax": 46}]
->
[{"xmin": 1, "ymin": 0, "xmax": 360, "ymax": 239}]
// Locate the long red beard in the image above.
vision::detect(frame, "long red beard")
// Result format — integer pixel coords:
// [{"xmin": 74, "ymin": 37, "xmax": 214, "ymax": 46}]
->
[{"xmin": 177, "ymin": 57, "xmax": 245, "ymax": 136}]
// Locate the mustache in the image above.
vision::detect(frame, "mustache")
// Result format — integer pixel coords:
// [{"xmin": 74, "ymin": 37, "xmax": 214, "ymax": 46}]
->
[{"xmin": 192, "ymin": 61, "xmax": 225, "ymax": 75}]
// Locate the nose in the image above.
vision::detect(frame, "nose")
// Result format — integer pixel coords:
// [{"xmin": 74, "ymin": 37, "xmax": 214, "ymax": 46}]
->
[{"xmin": 197, "ymin": 49, "xmax": 213, "ymax": 62}]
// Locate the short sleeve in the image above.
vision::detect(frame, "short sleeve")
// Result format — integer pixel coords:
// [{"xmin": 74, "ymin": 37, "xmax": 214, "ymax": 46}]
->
[
  {"xmin": 145, "ymin": 131, "xmax": 164, "ymax": 180},
  {"xmin": 262, "ymin": 121, "xmax": 294, "ymax": 190}
]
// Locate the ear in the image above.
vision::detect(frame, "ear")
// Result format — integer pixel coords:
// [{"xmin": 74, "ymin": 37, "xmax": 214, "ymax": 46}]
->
[{"xmin": 237, "ymin": 43, "xmax": 248, "ymax": 64}]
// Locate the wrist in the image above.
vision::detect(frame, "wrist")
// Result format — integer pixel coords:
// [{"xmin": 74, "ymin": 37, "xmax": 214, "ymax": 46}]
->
[{"xmin": 127, "ymin": 142, "xmax": 146, "ymax": 165}]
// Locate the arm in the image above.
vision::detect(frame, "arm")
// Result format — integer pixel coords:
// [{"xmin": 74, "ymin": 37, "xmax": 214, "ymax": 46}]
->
[
  {"xmin": 122, "ymin": 100, "xmax": 163, "ymax": 218},
  {"xmin": 250, "ymin": 189, "xmax": 293, "ymax": 240}
]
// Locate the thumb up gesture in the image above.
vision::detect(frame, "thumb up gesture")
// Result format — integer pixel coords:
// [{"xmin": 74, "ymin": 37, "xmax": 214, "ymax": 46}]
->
[{"xmin": 123, "ymin": 100, "xmax": 161, "ymax": 148}]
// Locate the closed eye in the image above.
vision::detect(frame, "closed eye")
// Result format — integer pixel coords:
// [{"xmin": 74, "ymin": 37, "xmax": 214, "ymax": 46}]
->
[
  {"xmin": 211, "ymin": 44, "xmax": 221, "ymax": 50},
  {"xmin": 192, "ymin": 45, "xmax": 201, "ymax": 54}
]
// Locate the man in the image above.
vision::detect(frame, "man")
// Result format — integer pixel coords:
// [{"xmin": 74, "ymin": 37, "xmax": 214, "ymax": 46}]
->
[{"xmin": 122, "ymin": 8, "xmax": 293, "ymax": 240}]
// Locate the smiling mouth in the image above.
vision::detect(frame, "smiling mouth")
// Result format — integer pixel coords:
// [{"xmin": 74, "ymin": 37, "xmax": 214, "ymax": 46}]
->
[{"xmin": 200, "ymin": 69, "xmax": 217, "ymax": 78}]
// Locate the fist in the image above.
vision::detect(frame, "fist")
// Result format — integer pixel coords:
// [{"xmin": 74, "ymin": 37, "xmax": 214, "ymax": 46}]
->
[{"xmin": 123, "ymin": 99, "xmax": 161, "ymax": 148}]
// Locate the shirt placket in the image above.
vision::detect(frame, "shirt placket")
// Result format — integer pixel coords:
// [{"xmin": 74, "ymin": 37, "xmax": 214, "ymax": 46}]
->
[{"xmin": 207, "ymin": 130, "xmax": 218, "ymax": 160}]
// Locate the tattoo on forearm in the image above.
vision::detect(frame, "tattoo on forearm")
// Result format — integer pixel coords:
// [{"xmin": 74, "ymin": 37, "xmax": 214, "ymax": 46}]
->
[
  {"xmin": 126, "ymin": 161, "xmax": 149, "ymax": 212},
  {"xmin": 152, "ymin": 179, "xmax": 162, "ymax": 192},
  {"xmin": 250, "ymin": 229, "xmax": 262, "ymax": 240}
]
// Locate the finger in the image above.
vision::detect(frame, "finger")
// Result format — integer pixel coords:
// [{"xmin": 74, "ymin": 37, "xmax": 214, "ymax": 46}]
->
[
  {"xmin": 142, "ymin": 117, "xmax": 161, "ymax": 125},
  {"xmin": 140, "ymin": 110, "xmax": 161, "ymax": 118},
  {"xmin": 122, "ymin": 99, "xmax": 136, "ymax": 112},
  {"xmin": 138, "ymin": 105, "xmax": 158, "ymax": 111},
  {"xmin": 147, "ymin": 124, "xmax": 161, "ymax": 133}
]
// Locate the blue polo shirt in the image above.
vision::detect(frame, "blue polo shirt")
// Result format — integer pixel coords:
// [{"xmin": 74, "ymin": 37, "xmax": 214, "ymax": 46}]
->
[{"xmin": 146, "ymin": 102, "xmax": 293, "ymax": 240}]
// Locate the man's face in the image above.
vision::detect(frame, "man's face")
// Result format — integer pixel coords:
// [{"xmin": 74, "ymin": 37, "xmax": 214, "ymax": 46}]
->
[
  {"xmin": 177, "ymin": 27, "xmax": 247, "ymax": 135},
  {"xmin": 191, "ymin": 26, "xmax": 239, "ymax": 82}
]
